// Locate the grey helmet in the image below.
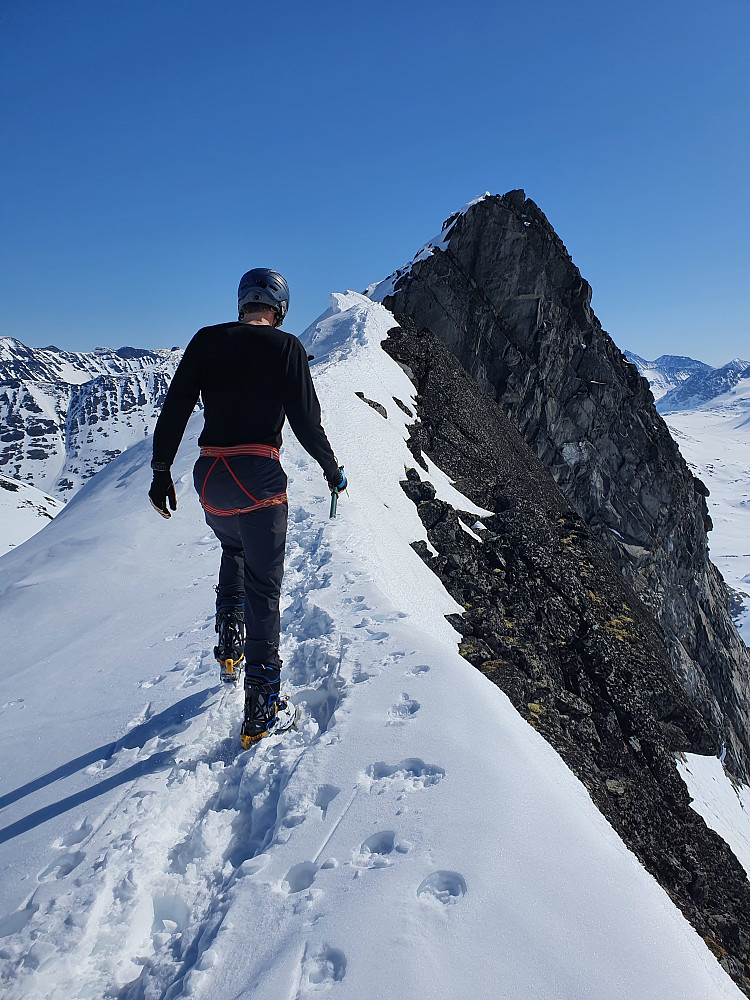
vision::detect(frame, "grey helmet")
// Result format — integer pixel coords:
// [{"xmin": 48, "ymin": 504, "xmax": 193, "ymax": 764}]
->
[{"xmin": 237, "ymin": 268, "xmax": 290, "ymax": 323}]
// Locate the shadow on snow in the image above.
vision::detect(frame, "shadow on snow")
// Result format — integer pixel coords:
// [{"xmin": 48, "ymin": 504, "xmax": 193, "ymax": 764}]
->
[{"xmin": 0, "ymin": 689, "xmax": 213, "ymax": 844}]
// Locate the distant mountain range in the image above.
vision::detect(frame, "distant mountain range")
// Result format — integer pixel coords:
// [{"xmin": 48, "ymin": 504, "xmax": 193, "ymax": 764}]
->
[
  {"xmin": 625, "ymin": 351, "xmax": 750, "ymax": 412},
  {"xmin": 3, "ymin": 333, "xmax": 746, "ymax": 511},
  {"xmin": 0, "ymin": 337, "xmax": 183, "ymax": 499},
  {"xmin": 623, "ymin": 352, "xmax": 712, "ymax": 400}
]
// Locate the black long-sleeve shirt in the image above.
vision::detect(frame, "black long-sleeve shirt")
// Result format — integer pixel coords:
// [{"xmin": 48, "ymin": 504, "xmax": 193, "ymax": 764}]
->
[{"xmin": 152, "ymin": 322, "xmax": 339, "ymax": 481}]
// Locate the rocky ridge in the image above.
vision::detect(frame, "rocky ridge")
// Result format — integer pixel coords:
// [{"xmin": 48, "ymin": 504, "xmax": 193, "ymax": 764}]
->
[
  {"xmin": 374, "ymin": 189, "xmax": 750, "ymax": 782},
  {"xmin": 382, "ymin": 319, "xmax": 750, "ymax": 994}
]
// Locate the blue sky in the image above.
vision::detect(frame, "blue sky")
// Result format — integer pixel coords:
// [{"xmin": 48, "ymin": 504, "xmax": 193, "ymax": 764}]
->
[{"xmin": 2, "ymin": 0, "xmax": 748, "ymax": 365}]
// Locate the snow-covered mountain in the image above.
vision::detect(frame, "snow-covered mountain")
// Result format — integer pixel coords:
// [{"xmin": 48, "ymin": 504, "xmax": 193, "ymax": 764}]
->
[
  {"xmin": 0, "ymin": 337, "xmax": 175, "ymax": 384},
  {"xmin": 0, "ymin": 338, "xmax": 182, "ymax": 497},
  {"xmin": 658, "ymin": 358, "xmax": 750, "ymax": 412},
  {"xmin": 624, "ymin": 351, "xmax": 713, "ymax": 401},
  {"xmin": 1, "ymin": 294, "xmax": 748, "ymax": 1000},
  {"xmin": 0, "ymin": 472, "xmax": 62, "ymax": 553}
]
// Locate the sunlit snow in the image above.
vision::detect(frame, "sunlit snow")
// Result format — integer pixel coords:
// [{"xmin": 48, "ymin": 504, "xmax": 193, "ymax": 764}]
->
[
  {"xmin": 0, "ymin": 294, "xmax": 745, "ymax": 999},
  {"xmin": 664, "ymin": 377, "xmax": 750, "ymax": 642}
]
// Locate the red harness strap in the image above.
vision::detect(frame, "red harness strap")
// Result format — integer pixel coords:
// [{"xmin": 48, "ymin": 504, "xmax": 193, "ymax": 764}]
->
[
  {"xmin": 199, "ymin": 443, "xmax": 286, "ymax": 516},
  {"xmin": 200, "ymin": 444, "xmax": 280, "ymax": 460}
]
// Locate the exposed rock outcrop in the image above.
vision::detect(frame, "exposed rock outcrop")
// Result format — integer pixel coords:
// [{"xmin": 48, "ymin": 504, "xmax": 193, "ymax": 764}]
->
[
  {"xmin": 377, "ymin": 190, "xmax": 750, "ymax": 780},
  {"xmin": 383, "ymin": 320, "xmax": 750, "ymax": 994}
]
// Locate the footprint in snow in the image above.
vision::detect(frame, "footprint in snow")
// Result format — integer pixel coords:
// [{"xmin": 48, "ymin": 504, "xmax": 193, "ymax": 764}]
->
[
  {"xmin": 175, "ymin": 652, "xmax": 213, "ymax": 688},
  {"xmin": 284, "ymin": 861, "xmax": 318, "ymax": 893},
  {"xmin": 343, "ymin": 594, "xmax": 369, "ymax": 610},
  {"xmin": 364, "ymin": 759, "xmax": 445, "ymax": 794},
  {"xmin": 55, "ymin": 818, "xmax": 93, "ymax": 849},
  {"xmin": 406, "ymin": 663, "xmax": 430, "ymax": 676},
  {"xmin": 350, "ymin": 663, "xmax": 375, "ymax": 684},
  {"xmin": 196, "ymin": 534, "xmax": 219, "ymax": 546},
  {"xmin": 139, "ymin": 674, "xmax": 166, "ymax": 689},
  {"xmin": 387, "ymin": 695, "xmax": 420, "ymax": 723},
  {"xmin": 417, "ymin": 870, "xmax": 467, "ymax": 904},
  {"xmin": 38, "ymin": 851, "xmax": 85, "ymax": 882},
  {"xmin": 314, "ymin": 784, "xmax": 340, "ymax": 819},
  {"xmin": 302, "ymin": 944, "xmax": 347, "ymax": 991},
  {"xmin": 352, "ymin": 830, "xmax": 410, "ymax": 870}
]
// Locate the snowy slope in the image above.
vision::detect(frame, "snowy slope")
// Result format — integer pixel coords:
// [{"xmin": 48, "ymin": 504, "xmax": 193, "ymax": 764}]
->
[
  {"xmin": 0, "ymin": 294, "xmax": 746, "ymax": 1000},
  {"xmin": 662, "ymin": 377, "xmax": 750, "ymax": 641},
  {"xmin": 677, "ymin": 754, "xmax": 750, "ymax": 879},
  {"xmin": 0, "ymin": 473, "xmax": 62, "ymax": 553}
]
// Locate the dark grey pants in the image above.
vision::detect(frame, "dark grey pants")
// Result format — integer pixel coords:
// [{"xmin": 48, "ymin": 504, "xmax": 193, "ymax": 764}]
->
[{"xmin": 194, "ymin": 454, "xmax": 288, "ymax": 678}]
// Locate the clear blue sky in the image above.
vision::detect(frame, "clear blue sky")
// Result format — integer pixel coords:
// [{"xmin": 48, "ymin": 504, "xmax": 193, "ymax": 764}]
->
[{"xmin": 2, "ymin": 0, "xmax": 748, "ymax": 365}]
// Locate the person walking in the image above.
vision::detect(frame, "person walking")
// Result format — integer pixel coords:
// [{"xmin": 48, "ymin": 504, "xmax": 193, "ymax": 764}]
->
[{"xmin": 148, "ymin": 268, "xmax": 345, "ymax": 747}]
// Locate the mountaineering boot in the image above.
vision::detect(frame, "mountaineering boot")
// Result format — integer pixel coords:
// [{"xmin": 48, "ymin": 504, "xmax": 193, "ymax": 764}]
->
[
  {"xmin": 214, "ymin": 603, "xmax": 245, "ymax": 684},
  {"xmin": 240, "ymin": 664, "xmax": 294, "ymax": 747},
  {"xmin": 241, "ymin": 680, "xmax": 281, "ymax": 747}
]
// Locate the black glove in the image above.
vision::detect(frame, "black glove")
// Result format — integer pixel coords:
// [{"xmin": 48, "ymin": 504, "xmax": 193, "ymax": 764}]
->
[
  {"xmin": 149, "ymin": 469, "xmax": 177, "ymax": 519},
  {"xmin": 327, "ymin": 467, "xmax": 347, "ymax": 493}
]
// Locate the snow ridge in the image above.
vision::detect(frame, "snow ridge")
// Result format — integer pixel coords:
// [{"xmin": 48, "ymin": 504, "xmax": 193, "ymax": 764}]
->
[
  {"xmin": 364, "ymin": 193, "xmax": 492, "ymax": 303},
  {"xmin": 0, "ymin": 295, "xmax": 746, "ymax": 1000}
]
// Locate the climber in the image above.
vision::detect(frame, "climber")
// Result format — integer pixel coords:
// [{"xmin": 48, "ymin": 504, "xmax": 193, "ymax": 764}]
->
[{"xmin": 148, "ymin": 268, "xmax": 346, "ymax": 747}]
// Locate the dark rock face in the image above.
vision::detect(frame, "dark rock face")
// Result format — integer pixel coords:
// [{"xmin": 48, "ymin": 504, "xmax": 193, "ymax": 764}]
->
[
  {"xmin": 380, "ymin": 190, "xmax": 750, "ymax": 781},
  {"xmin": 383, "ymin": 321, "xmax": 750, "ymax": 993}
]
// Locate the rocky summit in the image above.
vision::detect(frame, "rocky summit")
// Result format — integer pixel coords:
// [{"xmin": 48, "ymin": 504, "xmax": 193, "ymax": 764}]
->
[{"xmin": 374, "ymin": 189, "xmax": 750, "ymax": 785}]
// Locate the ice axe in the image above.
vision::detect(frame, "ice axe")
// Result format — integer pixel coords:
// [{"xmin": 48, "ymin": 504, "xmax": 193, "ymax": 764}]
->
[{"xmin": 329, "ymin": 467, "xmax": 347, "ymax": 518}]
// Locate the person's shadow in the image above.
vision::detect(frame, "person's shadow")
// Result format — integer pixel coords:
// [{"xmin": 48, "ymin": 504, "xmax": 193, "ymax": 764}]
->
[{"xmin": 0, "ymin": 689, "xmax": 213, "ymax": 845}]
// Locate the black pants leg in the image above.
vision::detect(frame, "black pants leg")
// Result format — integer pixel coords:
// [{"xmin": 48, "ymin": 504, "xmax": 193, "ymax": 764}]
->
[
  {"xmin": 204, "ymin": 502, "xmax": 288, "ymax": 682},
  {"xmin": 213, "ymin": 533, "xmax": 244, "ymax": 605}
]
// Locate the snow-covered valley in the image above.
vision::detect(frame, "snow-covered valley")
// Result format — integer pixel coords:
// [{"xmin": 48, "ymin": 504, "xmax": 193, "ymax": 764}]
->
[
  {"xmin": 1, "ymin": 294, "xmax": 748, "ymax": 999},
  {"xmin": 660, "ymin": 380, "xmax": 750, "ymax": 642}
]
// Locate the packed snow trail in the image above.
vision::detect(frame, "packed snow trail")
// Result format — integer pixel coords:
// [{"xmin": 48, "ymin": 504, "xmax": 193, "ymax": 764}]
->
[{"xmin": 0, "ymin": 294, "xmax": 745, "ymax": 999}]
